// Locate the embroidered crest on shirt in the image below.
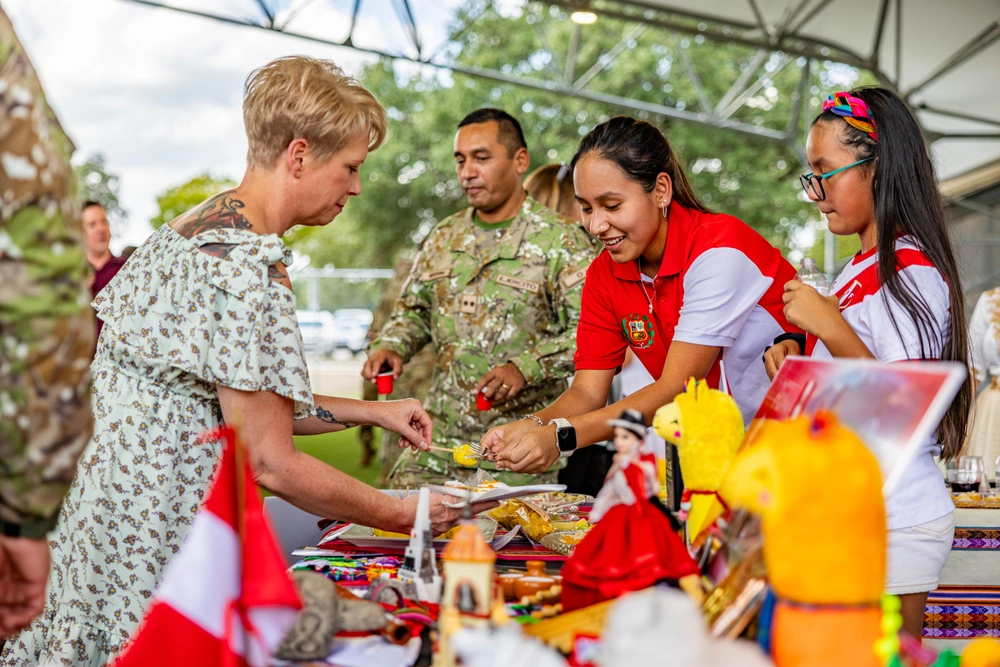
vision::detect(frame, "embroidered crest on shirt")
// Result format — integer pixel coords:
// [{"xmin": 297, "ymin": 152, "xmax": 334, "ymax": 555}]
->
[
  {"xmin": 838, "ymin": 279, "xmax": 863, "ymax": 310},
  {"xmin": 621, "ymin": 313, "xmax": 655, "ymax": 349}
]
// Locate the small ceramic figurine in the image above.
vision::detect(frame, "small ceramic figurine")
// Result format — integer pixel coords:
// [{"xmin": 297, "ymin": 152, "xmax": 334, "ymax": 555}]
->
[
  {"xmin": 434, "ymin": 508, "xmax": 505, "ymax": 667},
  {"xmin": 561, "ymin": 409, "xmax": 702, "ymax": 612},
  {"xmin": 397, "ymin": 487, "xmax": 443, "ymax": 603}
]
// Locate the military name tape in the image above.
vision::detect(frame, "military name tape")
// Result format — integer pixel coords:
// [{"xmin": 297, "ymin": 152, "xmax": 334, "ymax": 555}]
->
[
  {"xmin": 496, "ymin": 274, "xmax": 541, "ymax": 294},
  {"xmin": 420, "ymin": 268, "xmax": 451, "ymax": 282}
]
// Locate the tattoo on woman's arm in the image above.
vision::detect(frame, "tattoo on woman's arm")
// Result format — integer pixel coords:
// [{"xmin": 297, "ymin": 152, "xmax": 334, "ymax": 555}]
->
[{"xmin": 315, "ymin": 406, "xmax": 357, "ymax": 428}]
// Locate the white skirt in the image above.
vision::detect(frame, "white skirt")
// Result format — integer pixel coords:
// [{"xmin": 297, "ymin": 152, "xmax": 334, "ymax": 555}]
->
[{"xmin": 885, "ymin": 512, "xmax": 955, "ymax": 595}]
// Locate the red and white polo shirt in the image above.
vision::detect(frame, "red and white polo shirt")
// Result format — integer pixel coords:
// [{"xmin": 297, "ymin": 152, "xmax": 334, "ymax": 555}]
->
[
  {"xmin": 574, "ymin": 202, "xmax": 799, "ymax": 425},
  {"xmin": 809, "ymin": 236, "xmax": 950, "ymax": 362},
  {"xmin": 810, "ymin": 235, "xmax": 954, "ymax": 530}
]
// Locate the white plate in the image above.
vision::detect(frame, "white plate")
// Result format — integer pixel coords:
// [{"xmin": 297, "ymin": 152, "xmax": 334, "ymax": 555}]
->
[
  {"xmin": 426, "ymin": 483, "xmax": 566, "ymax": 505},
  {"xmin": 339, "ymin": 516, "xmax": 498, "ymax": 550}
]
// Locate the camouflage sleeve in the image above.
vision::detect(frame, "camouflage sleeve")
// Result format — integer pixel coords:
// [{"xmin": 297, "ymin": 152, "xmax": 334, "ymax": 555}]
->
[
  {"xmin": 510, "ymin": 227, "xmax": 596, "ymax": 386},
  {"xmin": 368, "ymin": 251, "xmax": 433, "ymax": 362},
  {"xmin": 0, "ymin": 9, "xmax": 94, "ymax": 538}
]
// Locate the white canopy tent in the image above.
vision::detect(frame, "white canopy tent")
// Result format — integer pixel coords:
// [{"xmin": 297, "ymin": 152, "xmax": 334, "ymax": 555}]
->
[
  {"xmin": 120, "ymin": 0, "xmax": 1000, "ymax": 288},
  {"xmin": 121, "ymin": 0, "xmax": 1000, "ymax": 177}
]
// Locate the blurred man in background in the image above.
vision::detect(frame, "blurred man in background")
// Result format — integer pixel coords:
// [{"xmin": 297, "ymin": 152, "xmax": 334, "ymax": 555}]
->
[{"xmin": 82, "ymin": 200, "xmax": 126, "ymax": 349}]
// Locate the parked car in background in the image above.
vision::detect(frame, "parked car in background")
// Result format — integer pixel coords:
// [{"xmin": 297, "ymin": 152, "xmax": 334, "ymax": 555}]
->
[
  {"xmin": 296, "ymin": 310, "xmax": 337, "ymax": 357},
  {"xmin": 332, "ymin": 308, "xmax": 374, "ymax": 356}
]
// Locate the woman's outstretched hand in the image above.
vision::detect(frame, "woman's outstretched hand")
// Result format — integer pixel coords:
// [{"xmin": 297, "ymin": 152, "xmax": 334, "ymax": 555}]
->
[{"xmin": 372, "ymin": 398, "xmax": 433, "ymax": 453}]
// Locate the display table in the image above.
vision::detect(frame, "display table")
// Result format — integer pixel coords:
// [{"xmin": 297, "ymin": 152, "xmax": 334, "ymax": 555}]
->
[{"xmin": 924, "ymin": 507, "xmax": 1000, "ymax": 650}]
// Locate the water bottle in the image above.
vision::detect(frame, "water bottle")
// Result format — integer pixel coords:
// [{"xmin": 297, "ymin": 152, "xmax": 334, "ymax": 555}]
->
[{"xmin": 796, "ymin": 257, "xmax": 830, "ymax": 297}]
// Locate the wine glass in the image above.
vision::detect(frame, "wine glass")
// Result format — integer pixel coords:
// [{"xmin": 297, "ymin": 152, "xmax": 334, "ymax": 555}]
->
[{"xmin": 958, "ymin": 456, "xmax": 989, "ymax": 494}]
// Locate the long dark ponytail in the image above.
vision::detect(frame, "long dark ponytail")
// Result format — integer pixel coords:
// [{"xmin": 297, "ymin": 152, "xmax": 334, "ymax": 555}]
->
[
  {"xmin": 570, "ymin": 116, "xmax": 710, "ymax": 213},
  {"xmin": 814, "ymin": 87, "xmax": 970, "ymax": 458}
]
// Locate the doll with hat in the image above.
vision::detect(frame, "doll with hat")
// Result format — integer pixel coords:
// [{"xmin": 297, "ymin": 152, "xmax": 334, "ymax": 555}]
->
[{"xmin": 561, "ymin": 409, "xmax": 702, "ymax": 612}]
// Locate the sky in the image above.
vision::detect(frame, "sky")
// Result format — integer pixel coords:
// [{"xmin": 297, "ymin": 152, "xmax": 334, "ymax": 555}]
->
[{"xmin": 4, "ymin": 0, "xmax": 458, "ymax": 250}]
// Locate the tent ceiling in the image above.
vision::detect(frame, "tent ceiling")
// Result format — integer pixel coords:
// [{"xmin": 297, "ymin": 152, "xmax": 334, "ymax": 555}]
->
[
  {"xmin": 121, "ymin": 0, "xmax": 1000, "ymax": 179},
  {"xmin": 574, "ymin": 0, "xmax": 1000, "ymax": 179}
]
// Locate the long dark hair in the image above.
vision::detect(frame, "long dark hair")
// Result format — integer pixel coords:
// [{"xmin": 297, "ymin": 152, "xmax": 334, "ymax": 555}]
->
[
  {"xmin": 570, "ymin": 116, "xmax": 709, "ymax": 213},
  {"xmin": 813, "ymin": 87, "xmax": 970, "ymax": 458}
]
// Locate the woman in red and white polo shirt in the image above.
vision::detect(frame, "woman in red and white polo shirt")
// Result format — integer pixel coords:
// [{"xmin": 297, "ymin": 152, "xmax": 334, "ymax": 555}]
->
[{"xmin": 482, "ymin": 116, "xmax": 798, "ymax": 473}]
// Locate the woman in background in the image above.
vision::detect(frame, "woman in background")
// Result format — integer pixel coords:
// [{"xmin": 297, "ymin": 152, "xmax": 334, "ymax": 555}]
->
[{"xmin": 524, "ymin": 162, "xmax": 582, "ymax": 222}]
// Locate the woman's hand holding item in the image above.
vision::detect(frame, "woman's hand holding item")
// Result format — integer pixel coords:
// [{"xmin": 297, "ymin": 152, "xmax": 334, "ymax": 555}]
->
[
  {"xmin": 372, "ymin": 398, "xmax": 433, "ymax": 452},
  {"xmin": 782, "ymin": 279, "xmax": 842, "ymax": 337},
  {"xmin": 489, "ymin": 424, "xmax": 560, "ymax": 474},
  {"xmin": 401, "ymin": 493, "xmax": 499, "ymax": 536},
  {"xmin": 479, "ymin": 418, "xmax": 540, "ymax": 460}
]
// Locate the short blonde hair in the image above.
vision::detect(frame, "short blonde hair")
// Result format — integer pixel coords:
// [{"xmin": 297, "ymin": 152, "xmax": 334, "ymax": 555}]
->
[{"xmin": 243, "ymin": 56, "xmax": 388, "ymax": 167}]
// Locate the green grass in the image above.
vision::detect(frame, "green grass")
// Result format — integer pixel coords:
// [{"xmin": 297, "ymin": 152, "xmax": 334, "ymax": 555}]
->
[{"xmin": 293, "ymin": 429, "xmax": 381, "ymax": 487}]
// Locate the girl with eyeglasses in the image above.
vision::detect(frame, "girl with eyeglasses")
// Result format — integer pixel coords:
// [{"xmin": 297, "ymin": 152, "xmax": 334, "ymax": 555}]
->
[{"xmin": 764, "ymin": 87, "xmax": 971, "ymax": 638}]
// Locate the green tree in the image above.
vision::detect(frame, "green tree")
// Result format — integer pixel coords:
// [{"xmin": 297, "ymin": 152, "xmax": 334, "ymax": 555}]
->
[
  {"xmin": 74, "ymin": 153, "xmax": 127, "ymax": 223},
  {"xmin": 291, "ymin": 0, "xmax": 876, "ymax": 270},
  {"xmin": 149, "ymin": 173, "xmax": 236, "ymax": 230}
]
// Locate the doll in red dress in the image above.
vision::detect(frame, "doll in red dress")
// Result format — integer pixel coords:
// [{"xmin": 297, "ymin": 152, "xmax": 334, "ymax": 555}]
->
[{"xmin": 561, "ymin": 409, "xmax": 703, "ymax": 612}]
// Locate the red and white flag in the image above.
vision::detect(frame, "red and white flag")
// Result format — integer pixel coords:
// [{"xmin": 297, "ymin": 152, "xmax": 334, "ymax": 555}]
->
[{"xmin": 112, "ymin": 426, "xmax": 301, "ymax": 667}]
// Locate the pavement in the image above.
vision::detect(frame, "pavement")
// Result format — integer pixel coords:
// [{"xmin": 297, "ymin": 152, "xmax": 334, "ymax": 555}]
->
[{"xmin": 305, "ymin": 350, "xmax": 366, "ymax": 399}]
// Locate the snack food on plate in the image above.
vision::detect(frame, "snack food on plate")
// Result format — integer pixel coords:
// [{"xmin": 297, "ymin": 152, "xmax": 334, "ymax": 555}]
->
[
  {"xmin": 539, "ymin": 530, "xmax": 588, "ymax": 555},
  {"xmin": 443, "ymin": 478, "xmax": 501, "ymax": 492},
  {"xmin": 951, "ymin": 492, "xmax": 1000, "ymax": 508},
  {"xmin": 373, "ymin": 525, "xmax": 465, "ymax": 539},
  {"xmin": 525, "ymin": 491, "xmax": 589, "ymax": 512},
  {"xmin": 488, "ymin": 499, "xmax": 553, "ymax": 541}
]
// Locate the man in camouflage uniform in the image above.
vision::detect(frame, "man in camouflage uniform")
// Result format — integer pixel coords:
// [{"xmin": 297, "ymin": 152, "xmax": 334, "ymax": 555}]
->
[
  {"xmin": 364, "ymin": 109, "xmax": 595, "ymax": 487},
  {"xmin": 0, "ymin": 5, "xmax": 94, "ymax": 636}
]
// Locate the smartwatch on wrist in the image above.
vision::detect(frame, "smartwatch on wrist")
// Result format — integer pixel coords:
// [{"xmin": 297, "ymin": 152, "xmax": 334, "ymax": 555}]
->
[{"xmin": 548, "ymin": 418, "xmax": 577, "ymax": 458}]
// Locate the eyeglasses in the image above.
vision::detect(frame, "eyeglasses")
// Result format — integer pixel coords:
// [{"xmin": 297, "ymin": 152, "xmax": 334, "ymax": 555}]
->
[{"xmin": 799, "ymin": 157, "xmax": 872, "ymax": 201}]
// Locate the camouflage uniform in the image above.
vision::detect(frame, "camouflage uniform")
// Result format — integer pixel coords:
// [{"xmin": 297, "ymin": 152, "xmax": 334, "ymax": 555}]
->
[
  {"xmin": 359, "ymin": 259, "xmax": 437, "ymax": 484},
  {"xmin": 370, "ymin": 195, "xmax": 596, "ymax": 487},
  {"xmin": 0, "ymin": 8, "xmax": 94, "ymax": 538}
]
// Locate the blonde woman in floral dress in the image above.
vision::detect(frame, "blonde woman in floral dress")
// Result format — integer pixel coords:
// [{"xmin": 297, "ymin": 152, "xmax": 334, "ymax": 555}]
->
[{"xmin": 3, "ymin": 57, "xmax": 487, "ymax": 666}]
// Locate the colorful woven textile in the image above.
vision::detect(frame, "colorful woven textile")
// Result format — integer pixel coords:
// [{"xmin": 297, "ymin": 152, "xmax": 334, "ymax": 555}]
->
[
  {"xmin": 924, "ymin": 586, "xmax": 1000, "ymax": 639},
  {"xmin": 823, "ymin": 92, "xmax": 879, "ymax": 141},
  {"xmin": 952, "ymin": 526, "xmax": 1000, "ymax": 550}
]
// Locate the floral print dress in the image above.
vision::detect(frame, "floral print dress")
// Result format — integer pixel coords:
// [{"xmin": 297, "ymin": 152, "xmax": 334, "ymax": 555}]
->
[{"xmin": 2, "ymin": 225, "xmax": 313, "ymax": 666}]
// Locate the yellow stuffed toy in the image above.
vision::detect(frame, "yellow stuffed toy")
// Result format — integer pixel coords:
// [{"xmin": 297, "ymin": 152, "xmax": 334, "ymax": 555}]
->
[
  {"xmin": 653, "ymin": 378, "xmax": 744, "ymax": 542},
  {"xmin": 963, "ymin": 638, "xmax": 1000, "ymax": 667},
  {"xmin": 720, "ymin": 412, "xmax": 885, "ymax": 667}
]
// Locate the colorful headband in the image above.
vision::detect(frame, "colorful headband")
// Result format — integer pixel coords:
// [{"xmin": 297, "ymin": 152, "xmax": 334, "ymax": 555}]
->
[{"xmin": 823, "ymin": 92, "xmax": 878, "ymax": 142}]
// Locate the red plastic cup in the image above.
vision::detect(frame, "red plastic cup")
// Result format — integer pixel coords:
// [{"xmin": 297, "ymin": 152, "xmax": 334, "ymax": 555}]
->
[
  {"xmin": 476, "ymin": 390, "xmax": 493, "ymax": 411},
  {"xmin": 376, "ymin": 372, "xmax": 394, "ymax": 395}
]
